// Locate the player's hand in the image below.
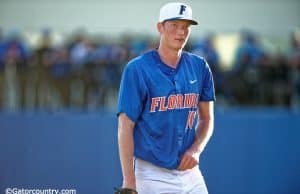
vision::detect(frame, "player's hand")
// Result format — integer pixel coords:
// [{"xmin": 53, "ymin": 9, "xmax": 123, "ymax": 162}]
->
[{"xmin": 177, "ymin": 149, "xmax": 200, "ymax": 171}]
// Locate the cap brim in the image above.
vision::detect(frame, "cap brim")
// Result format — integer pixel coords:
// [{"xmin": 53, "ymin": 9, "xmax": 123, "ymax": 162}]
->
[{"xmin": 162, "ymin": 17, "xmax": 198, "ymax": 25}]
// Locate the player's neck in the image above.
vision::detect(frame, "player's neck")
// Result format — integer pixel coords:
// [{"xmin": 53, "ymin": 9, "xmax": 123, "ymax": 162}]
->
[{"xmin": 157, "ymin": 45, "xmax": 182, "ymax": 68}]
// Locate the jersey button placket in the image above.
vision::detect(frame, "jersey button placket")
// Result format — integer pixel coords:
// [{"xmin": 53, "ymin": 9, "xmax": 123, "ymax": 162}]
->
[{"xmin": 174, "ymin": 75, "xmax": 181, "ymax": 93}]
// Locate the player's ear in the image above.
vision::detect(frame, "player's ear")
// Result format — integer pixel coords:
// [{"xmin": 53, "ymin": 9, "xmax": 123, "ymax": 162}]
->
[{"xmin": 157, "ymin": 22, "xmax": 163, "ymax": 34}]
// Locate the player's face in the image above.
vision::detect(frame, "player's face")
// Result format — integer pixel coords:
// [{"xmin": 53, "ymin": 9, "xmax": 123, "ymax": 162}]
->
[{"xmin": 159, "ymin": 20, "xmax": 191, "ymax": 51}]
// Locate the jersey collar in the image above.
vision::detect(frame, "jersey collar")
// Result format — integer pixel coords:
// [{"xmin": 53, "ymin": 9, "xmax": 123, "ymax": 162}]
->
[{"xmin": 151, "ymin": 49, "xmax": 184, "ymax": 75}]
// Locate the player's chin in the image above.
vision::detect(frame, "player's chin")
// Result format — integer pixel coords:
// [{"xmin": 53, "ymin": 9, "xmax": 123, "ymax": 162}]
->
[{"xmin": 172, "ymin": 43, "xmax": 185, "ymax": 51}]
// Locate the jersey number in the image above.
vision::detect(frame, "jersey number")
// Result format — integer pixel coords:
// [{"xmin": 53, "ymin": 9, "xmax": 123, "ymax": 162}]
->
[{"xmin": 186, "ymin": 111, "xmax": 197, "ymax": 129}]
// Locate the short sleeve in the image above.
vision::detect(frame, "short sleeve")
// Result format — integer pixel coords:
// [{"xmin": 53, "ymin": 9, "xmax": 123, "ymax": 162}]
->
[
  {"xmin": 117, "ymin": 63, "xmax": 146, "ymax": 122},
  {"xmin": 200, "ymin": 61, "xmax": 216, "ymax": 101}
]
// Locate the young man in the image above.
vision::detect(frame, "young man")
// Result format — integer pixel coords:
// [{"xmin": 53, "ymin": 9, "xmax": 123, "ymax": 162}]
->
[{"xmin": 117, "ymin": 2, "xmax": 215, "ymax": 194}]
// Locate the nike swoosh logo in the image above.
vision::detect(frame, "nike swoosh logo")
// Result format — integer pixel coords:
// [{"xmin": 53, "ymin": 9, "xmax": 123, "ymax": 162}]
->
[{"xmin": 189, "ymin": 79, "xmax": 197, "ymax": 84}]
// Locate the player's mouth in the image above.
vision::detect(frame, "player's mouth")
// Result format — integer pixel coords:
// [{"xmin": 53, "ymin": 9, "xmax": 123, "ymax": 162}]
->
[{"xmin": 175, "ymin": 38, "xmax": 185, "ymax": 43}]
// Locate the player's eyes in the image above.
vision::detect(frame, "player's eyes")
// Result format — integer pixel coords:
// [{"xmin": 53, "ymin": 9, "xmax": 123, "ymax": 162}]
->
[
  {"xmin": 171, "ymin": 23, "xmax": 177, "ymax": 28},
  {"xmin": 183, "ymin": 25, "xmax": 190, "ymax": 30},
  {"xmin": 167, "ymin": 22, "xmax": 190, "ymax": 31}
]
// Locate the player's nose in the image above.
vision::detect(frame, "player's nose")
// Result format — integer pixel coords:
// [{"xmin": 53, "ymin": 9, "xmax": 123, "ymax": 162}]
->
[{"xmin": 177, "ymin": 28, "xmax": 185, "ymax": 35}]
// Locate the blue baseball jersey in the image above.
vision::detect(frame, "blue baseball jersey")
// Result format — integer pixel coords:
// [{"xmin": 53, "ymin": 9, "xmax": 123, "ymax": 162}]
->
[{"xmin": 117, "ymin": 49, "xmax": 215, "ymax": 169}]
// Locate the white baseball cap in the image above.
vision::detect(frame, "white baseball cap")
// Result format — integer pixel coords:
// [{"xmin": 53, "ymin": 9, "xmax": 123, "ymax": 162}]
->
[{"xmin": 158, "ymin": 2, "xmax": 198, "ymax": 25}]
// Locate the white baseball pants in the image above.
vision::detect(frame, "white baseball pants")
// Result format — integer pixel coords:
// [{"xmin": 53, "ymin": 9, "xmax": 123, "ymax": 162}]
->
[{"xmin": 134, "ymin": 158, "xmax": 208, "ymax": 194}]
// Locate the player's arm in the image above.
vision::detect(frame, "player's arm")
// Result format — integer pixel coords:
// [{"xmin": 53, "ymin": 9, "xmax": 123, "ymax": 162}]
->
[
  {"xmin": 118, "ymin": 112, "xmax": 136, "ymax": 190},
  {"xmin": 177, "ymin": 101, "xmax": 214, "ymax": 170}
]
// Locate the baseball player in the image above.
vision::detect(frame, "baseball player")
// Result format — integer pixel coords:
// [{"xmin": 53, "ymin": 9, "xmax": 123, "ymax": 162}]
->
[{"xmin": 116, "ymin": 2, "xmax": 215, "ymax": 194}]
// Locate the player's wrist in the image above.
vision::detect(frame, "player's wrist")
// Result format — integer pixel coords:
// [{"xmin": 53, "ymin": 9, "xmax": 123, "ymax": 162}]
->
[
  {"xmin": 122, "ymin": 176, "xmax": 136, "ymax": 190},
  {"xmin": 189, "ymin": 143, "xmax": 202, "ymax": 154}
]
